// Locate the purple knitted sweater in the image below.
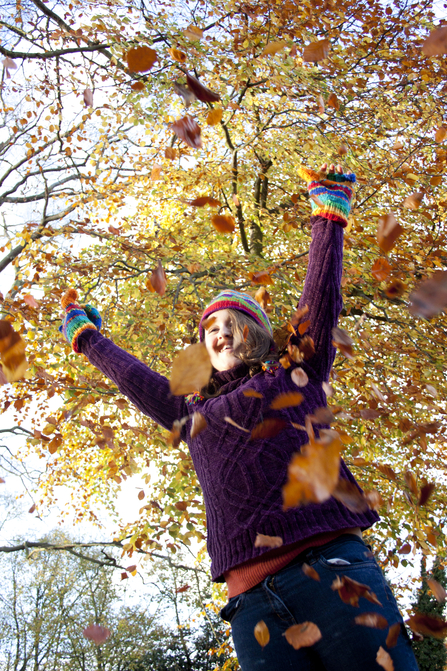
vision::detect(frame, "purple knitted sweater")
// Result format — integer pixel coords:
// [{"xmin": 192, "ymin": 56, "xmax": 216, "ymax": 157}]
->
[{"xmin": 78, "ymin": 216, "xmax": 379, "ymax": 581}]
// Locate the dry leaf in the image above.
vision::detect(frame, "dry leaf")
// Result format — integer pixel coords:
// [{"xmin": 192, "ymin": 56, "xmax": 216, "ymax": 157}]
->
[
  {"xmin": 282, "ymin": 432, "xmax": 342, "ymax": 509},
  {"xmin": 338, "ymin": 143, "xmax": 349, "ymax": 156},
  {"xmin": 151, "ymin": 164, "xmax": 162, "ymax": 181},
  {"xmin": 187, "ymin": 196, "xmax": 220, "ymax": 207},
  {"xmin": 385, "ymin": 278, "xmax": 406, "ymax": 299},
  {"xmin": 183, "ymin": 25, "xmax": 203, "ymax": 41},
  {"xmin": 331, "ymin": 575, "xmax": 382, "ymax": 607},
  {"xmin": 332, "ymin": 327, "xmax": 354, "ymax": 360},
  {"xmin": 171, "ymin": 116, "xmax": 202, "ymax": 149},
  {"xmin": 138, "ymin": 490, "xmax": 145, "ymax": 500},
  {"xmin": 409, "ymin": 271, "xmax": 447, "ymax": 319},
  {"xmin": 386, "ymin": 623, "xmax": 401, "ymax": 648},
  {"xmin": 83, "ymin": 88, "xmax": 93, "ymax": 107},
  {"xmin": 403, "ymin": 191, "xmax": 424, "ymax": 210},
  {"xmin": 333, "ymin": 479, "xmax": 369, "ymax": 513},
  {"xmin": 251, "ymin": 418, "xmax": 288, "ymax": 440},
  {"xmin": 298, "ymin": 335, "xmax": 315, "ymax": 360},
  {"xmin": 418, "ymin": 482, "xmax": 435, "ymax": 506},
  {"xmin": 302, "ymin": 563, "xmax": 320, "ymax": 581},
  {"xmin": 82, "ymin": 624, "xmax": 111, "ymax": 645},
  {"xmin": 168, "ymin": 48, "xmax": 187, "ymax": 63},
  {"xmin": 165, "ymin": 147, "xmax": 177, "ymax": 160},
  {"xmin": 435, "ymin": 126, "xmax": 447, "ymax": 143},
  {"xmin": 23, "ymin": 294, "xmax": 39, "ymax": 309},
  {"xmin": 131, "ymin": 81, "xmax": 145, "ymax": 91},
  {"xmin": 175, "ymin": 501, "xmax": 188, "ymax": 511},
  {"xmin": 126, "ymin": 46, "xmax": 157, "ymax": 72},
  {"xmin": 399, "ymin": 543, "xmax": 411, "ymax": 554},
  {"xmin": 404, "ymin": 471, "xmax": 418, "ymax": 497},
  {"xmin": 376, "ymin": 646, "xmax": 394, "ymax": 671},
  {"xmin": 206, "ymin": 108, "xmax": 223, "ymax": 126},
  {"xmin": 254, "ymin": 533, "xmax": 283, "ymax": 549},
  {"xmin": 308, "ymin": 406, "xmax": 334, "ymax": 424},
  {"xmin": 190, "ymin": 411, "xmax": 207, "ymax": 438},
  {"xmin": 176, "ymin": 583, "xmax": 190, "ymax": 593},
  {"xmin": 327, "ymin": 93, "xmax": 340, "ymax": 110},
  {"xmin": 254, "ymin": 620, "xmax": 270, "ymax": 648},
  {"xmin": 186, "ymin": 73, "xmax": 220, "ymax": 103},
  {"xmin": 355, "ymin": 613, "xmax": 388, "ymax": 629},
  {"xmin": 284, "ymin": 622, "xmax": 322, "ymax": 649},
  {"xmin": 422, "ymin": 27, "xmax": 447, "ymax": 56},
  {"xmin": 28, "ymin": 503, "xmax": 36, "ymax": 514},
  {"xmin": 254, "ymin": 286, "xmax": 270, "ymax": 308},
  {"xmin": 377, "ymin": 214, "xmax": 403, "ymax": 253},
  {"xmin": 317, "ymin": 95, "xmax": 325, "ymax": 115},
  {"xmin": 406, "ymin": 612, "xmax": 447, "ymax": 639},
  {"xmin": 173, "ymin": 82, "xmax": 196, "ymax": 107},
  {"xmin": 149, "ymin": 259, "xmax": 167, "ymax": 296},
  {"xmin": 298, "ymin": 320, "xmax": 310, "ymax": 335},
  {"xmin": 211, "ymin": 214, "xmax": 235, "ymax": 233},
  {"xmin": 2, "ymin": 57, "xmax": 17, "ymax": 72},
  {"xmin": 430, "ymin": 175, "xmax": 442, "ymax": 186},
  {"xmin": 250, "ymin": 270, "xmax": 273, "ymax": 285},
  {"xmin": 260, "ymin": 41, "xmax": 288, "ymax": 57},
  {"xmin": 270, "ymin": 391, "xmax": 304, "ymax": 410},
  {"xmin": 169, "ymin": 343, "xmax": 212, "ymax": 395},
  {"xmin": 427, "ymin": 578, "xmax": 446, "ymax": 603},
  {"xmin": 303, "ymin": 39, "xmax": 330, "ymax": 62},
  {"xmin": 224, "ymin": 416, "xmax": 250, "ymax": 432},
  {"xmin": 291, "ymin": 368, "xmax": 309, "ymax": 387},
  {"xmin": 0, "ymin": 320, "xmax": 28, "ymax": 383},
  {"xmin": 322, "ymin": 381, "xmax": 334, "ymax": 397},
  {"xmin": 371, "ymin": 258, "xmax": 392, "ymax": 281},
  {"xmin": 243, "ymin": 389, "xmax": 263, "ymax": 399}
]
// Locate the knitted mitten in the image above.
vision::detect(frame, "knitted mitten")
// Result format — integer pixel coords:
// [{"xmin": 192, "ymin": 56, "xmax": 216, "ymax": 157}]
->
[
  {"xmin": 298, "ymin": 165, "xmax": 356, "ymax": 228},
  {"xmin": 60, "ymin": 289, "xmax": 98, "ymax": 353}
]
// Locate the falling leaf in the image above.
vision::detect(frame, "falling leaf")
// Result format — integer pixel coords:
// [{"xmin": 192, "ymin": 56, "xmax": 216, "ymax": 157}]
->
[
  {"xmin": 254, "ymin": 533, "xmax": 283, "ymax": 549},
  {"xmin": 2, "ymin": 57, "xmax": 17, "ymax": 72},
  {"xmin": 270, "ymin": 391, "xmax": 304, "ymax": 410},
  {"xmin": 418, "ymin": 482, "xmax": 435, "ymax": 506},
  {"xmin": 331, "ymin": 575, "xmax": 382, "ymax": 607},
  {"xmin": 173, "ymin": 82, "xmax": 196, "ymax": 107},
  {"xmin": 82, "ymin": 88, "xmax": 93, "ymax": 107},
  {"xmin": 302, "ymin": 563, "xmax": 320, "ymax": 581},
  {"xmin": 211, "ymin": 214, "xmax": 235, "ymax": 233},
  {"xmin": 404, "ymin": 471, "xmax": 418, "ymax": 497},
  {"xmin": 138, "ymin": 490, "xmax": 145, "ymax": 501},
  {"xmin": 176, "ymin": 584, "xmax": 190, "ymax": 593},
  {"xmin": 409, "ymin": 271, "xmax": 447, "ymax": 319},
  {"xmin": 376, "ymin": 646, "xmax": 394, "ymax": 671},
  {"xmin": 406, "ymin": 612, "xmax": 447, "ymax": 639},
  {"xmin": 126, "ymin": 46, "xmax": 157, "ymax": 72},
  {"xmin": 308, "ymin": 407, "xmax": 334, "ymax": 424},
  {"xmin": 332, "ymin": 327, "xmax": 354, "ymax": 360},
  {"xmin": 284, "ymin": 622, "xmax": 322, "ymax": 649},
  {"xmin": 175, "ymin": 501, "xmax": 188, "ymax": 511},
  {"xmin": 399, "ymin": 543, "xmax": 411, "ymax": 554},
  {"xmin": 403, "ymin": 191, "xmax": 424, "ymax": 210},
  {"xmin": 165, "ymin": 147, "xmax": 177, "ymax": 159},
  {"xmin": 148, "ymin": 259, "xmax": 167, "ymax": 296},
  {"xmin": 371, "ymin": 258, "xmax": 392, "ymax": 281},
  {"xmin": 427, "ymin": 578, "xmax": 446, "ymax": 603},
  {"xmin": 260, "ymin": 41, "xmax": 288, "ymax": 57},
  {"xmin": 131, "ymin": 81, "xmax": 145, "ymax": 91},
  {"xmin": 291, "ymin": 368, "xmax": 309, "ymax": 387},
  {"xmin": 435, "ymin": 126, "xmax": 447, "ymax": 143},
  {"xmin": 298, "ymin": 320, "xmax": 310, "ymax": 335},
  {"xmin": 254, "ymin": 620, "xmax": 270, "ymax": 648},
  {"xmin": 126, "ymin": 564, "xmax": 137, "ymax": 573},
  {"xmin": 303, "ymin": 39, "xmax": 330, "ymax": 62},
  {"xmin": 186, "ymin": 73, "xmax": 220, "ymax": 103},
  {"xmin": 28, "ymin": 503, "xmax": 36, "ymax": 514},
  {"xmin": 187, "ymin": 196, "xmax": 221, "ymax": 207},
  {"xmin": 422, "ymin": 27, "xmax": 447, "ymax": 56},
  {"xmin": 298, "ymin": 336, "xmax": 315, "ymax": 360},
  {"xmin": 385, "ymin": 278, "xmax": 405, "ymax": 299},
  {"xmin": 121, "ymin": 572, "xmax": 128, "ymax": 580},
  {"xmin": 171, "ymin": 116, "xmax": 202, "ymax": 149},
  {"xmin": 327, "ymin": 93, "xmax": 340, "ymax": 110},
  {"xmin": 83, "ymin": 624, "xmax": 111, "ymax": 645},
  {"xmin": 377, "ymin": 214, "xmax": 403, "ymax": 253},
  {"xmin": 251, "ymin": 418, "xmax": 288, "ymax": 440},
  {"xmin": 0, "ymin": 320, "xmax": 28, "ymax": 383},
  {"xmin": 190, "ymin": 411, "xmax": 207, "ymax": 438},
  {"xmin": 386, "ymin": 623, "xmax": 401, "ymax": 648},
  {"xmin": 168, "ymin": 47, "xmax": 187, "ymax": 63},
  {"xmin": 355, "ymin": 613, "xmax": 388, "ymax": 629},
  {"xmin": 377, "ymin": 463, "xmax": 397, "ymax": 480},
  {"xmin": 282, "ymin": 432, "xmax": 342, "ymax": 508},
  {"xmin": 243, "ymin": 389, "xmax": 263, "ymax": 399},
  {"xmin": 333, "ymin": 479, "xmax": 369, "ymax": 513},
  {"xmin": 322, "ymin": 381, "xmax": 334, "ymax": 397},
  {"xmin": 338, "ymin": 143, "xmax": 349, "ymax": 156},
  {"xmin": 317, "ymin": 95, "xmax": 325, "ymax": 114},
  {"xmin": 364, "ymin": 490, "xmax": 384, "ymax": 510},
  {"xmin": 426, "ymin": 384, "xmax": 438, "ymax": 398},
  {"xmin": 151, "ymin": 164, "xmax": 162, "ymax": 181},
  {"xmin": 224, "ymin": 416, "xmax": 250, "ymax": 432},
  {"xmin": 0, "ymin": 477, "xmax": 5, "ymax": 483},
  {"xmin": 206, "ymin": 108, "xmax": 223, "ymax": 126},
  {"xmin": 170, "ymin": 343, "xmax": 212, "ymax": 395},
  {"xmin": 23, "ymin": 294, "xmax": 39, "ymax": 309},
  {"xmin": 254, "ymin": 286, "xmax": 270, "ymax": 308},
  {"xmin": 183, "ymin": 25, "xmax": 203, "ymax": 41},
  {"xmin": 249, "ymin": 270, "xmax": 273, "ymax": 285}
]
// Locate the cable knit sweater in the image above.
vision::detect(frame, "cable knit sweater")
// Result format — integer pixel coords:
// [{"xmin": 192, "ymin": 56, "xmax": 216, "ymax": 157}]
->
[{"xmin": 77, "ymin": 216, "xmax": 379, "ymax": 581}]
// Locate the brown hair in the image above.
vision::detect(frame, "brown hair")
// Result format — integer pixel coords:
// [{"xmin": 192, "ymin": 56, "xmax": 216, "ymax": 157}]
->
[{"xmin": 200, "ymin": 308, "xmax": 278, "ymax": 398}]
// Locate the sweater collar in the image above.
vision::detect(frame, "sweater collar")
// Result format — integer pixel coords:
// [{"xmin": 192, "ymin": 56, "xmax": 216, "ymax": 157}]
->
[{"xmin": 212, "ymin": 361, "xmax": 249, "ymax": 385}]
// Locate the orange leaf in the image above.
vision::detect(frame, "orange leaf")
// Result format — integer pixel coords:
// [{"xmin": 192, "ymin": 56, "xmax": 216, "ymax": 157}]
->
[
  {"xmin": 435, "ymin": 126, "xmax": 447, "ymax": 143},
  {"xmin": 175, "ymin": 501, "xmax": 188, "ymax": 511},
  {"xmin": 298, "ymin": 320, "xmax": 310, "ymax": 335},
  {"xmin": 169, "ymin": 343, "xmax": 212, "ymax": 395},
  {"xmin": 254, "ymin": 286, "xmax": 270, "ymax": 308},
  {"xmin": 206, "ymin": 108, "xmax": 223, "ymax": 126},
  {"xmin": 376, "ymin": 646, "xmax": 394, "ymax": 671},
  {"xmin": 377, "ymin": 214, "xmax": 403, "ymax": 253},
  {"xmin": 138, "ymin": 490, "xmax": 145, "ymax": 500},
  {"xmin": 406, "ymin": 612, "xmax": 447, "ymax": 639},
  {"xmin": 260, "ymin": 41, "xmax": 288, "ymax": 57},
  {"xmin": 243, "ymin": 389, "xmax": 264, "ymax": 399},
  {"xmin": 126, "ymin": 46, "xmax": 157, "ymax": 72},
  {"xmin": 183, "ymin": 25, "xmax": 203, "ymax": 41},
  {"xmin": 385, "ymin": 278, "xmax": 406, "ymax": 299},
  {"xmin": 149, "ymin": 260, "xmax": 167, "ymax": 296},
  {"xmin": 249, "ymin": 270, "xmax": 273, "ymax": 285},
  {"xmin": 83, "ymin": 624, "xmax": 111, "ymax": 645},
  {"xmin": 386, "ymin": 623, "xmax": 401, "ymax": 648},
  {"xmin": 317, "ymin": 95, "xmax": 325, "ymax": 115},
  {"xmin": 338, "ymin": 143, "xmax": 349, "ymax": 156},
  {"xmin": 0, "ymin": 320, "xmax": 28, "ymax": 382},
  {"xmin": 331, "ymin": 575, "xmax": 382, "ymax": 607},
  {"xmin": 254, "ymin": 533, "xmax": 283, "ymax": 549},
  {"xmin": 427, "ymin": 578, "xmax": 446, "ymax": 603},
  {"xmin": 165, "ymin": 147, "xmax": 177, "ymax": 159},
  {"xmin": 284, "ymin": 622, "xmax": 322, "ymax": 649},
  {"xmin": 303, "ymin": 39, "xmax": 330, "ymax": 62},
  {"xmin": 403, "ymin": 191, "xmax": 424, "ymax": 210},
  {"xmin": 355, "ymin": 613, "xmax": 388, "ymax": 629},
  {"xmin": 327, "ymin": 93, "xmax": 340, "ymax": 110},
  {"xmin": 270, "ymin": 392, "xmax": 304, "ymax": 409},
  {"xmin": 24, "ymin": 294, "xmax": 39, "ymax": 309},
  {"xmin": 151, "ymin": 164, "xmax": 162, "ymax": 181},
  {"xmin": 190, "ymin": 411, "xmax": 207, "ymax": 438},
  {"xmin": 168, "ymin": 48, "xmax": 187, "ymax": 63},
  {"xmin": 371, "ymin": 258, "xmax": 392, "ymax": 281},
  {"xmin": 131, "ymin": 81, "xmax": 145, "ymax": 91},
  {"xmin": 187, "ymin": 196, "xmax": 221, "ymax": 207},
  {"xmin": 176, "ymin": 583, "xmax": 191, "ymax": 593},
  {"xmin": 211, "ymin": 214, "xmax": 235, "ymax": 233},
  {"xmin": 422, "ymin": 27, "xmax": 447, "ymax": 56},
  {"xmin": 251, "ymin": 418, "xmax": 287, "ymax": 440},
  {"xmin": 302, "ymin": 563, "xmax": 320, "ymax": 581},
  {"xmin": 254, "ymin": 620, "xmax": 270, "ymax": 648}
]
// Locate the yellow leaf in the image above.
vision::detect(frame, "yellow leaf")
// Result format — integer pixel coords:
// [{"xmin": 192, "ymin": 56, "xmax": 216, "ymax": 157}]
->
[
  {"xmin": 206, "ymin": 108, "xmax": 223, "ymax": 126},
  {"xmin": 254, "ymin": 621, "xmax": 270, "ymax": 648},
  {"xmin": 259, "ymin": 41, "xmax": 288, "ymax": 57},
  {"xmin": 169, "ymin": 343, "xmax": 212, "ymax": 395},
  {"xmin": 183, "ymin": 25, "xmax": 203, "ymax": 41},
  {"xmin": 168, "ymin": 48, "xmax": 187, "ymax": 63}
]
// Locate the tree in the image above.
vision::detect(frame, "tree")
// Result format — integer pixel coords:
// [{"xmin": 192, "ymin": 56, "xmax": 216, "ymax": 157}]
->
[
  {"xmin": 0, "ymin": 0, "xmax": 446, "ymax": 607},
  {"xmin": 411, "ymin": 557, "xmax": 447, "ymax": 671}
]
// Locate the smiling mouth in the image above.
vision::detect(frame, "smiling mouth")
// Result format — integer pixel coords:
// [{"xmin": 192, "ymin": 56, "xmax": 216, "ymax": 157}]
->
[{"xmin": 218, "ymin": 345, "xmax": 233, "ymax": 353}]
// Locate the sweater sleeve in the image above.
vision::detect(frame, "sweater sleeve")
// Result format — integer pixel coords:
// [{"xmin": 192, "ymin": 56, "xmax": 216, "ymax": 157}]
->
[
  {"xmin": 77, "ymin": 329, "xmax": 189, "ymax": 431},
  {"xmin": 297, "ymin": 216, "xmax": 344, "ymax": 381}
]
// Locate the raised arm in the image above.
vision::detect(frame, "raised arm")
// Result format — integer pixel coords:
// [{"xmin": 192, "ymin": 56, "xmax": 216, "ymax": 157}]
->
[
  {"xmin": 295, "ymin": 165, "xmax": 355, "ymax": 381},
  {"xmin": 60, "ymin": 290, "xmax": 188, "ymax": 431}
]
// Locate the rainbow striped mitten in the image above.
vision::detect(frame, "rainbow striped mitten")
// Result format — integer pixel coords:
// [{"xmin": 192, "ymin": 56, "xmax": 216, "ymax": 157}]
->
[{"xmin": 298, "ymin": 166, "xmax": 356, "ymax": 227}]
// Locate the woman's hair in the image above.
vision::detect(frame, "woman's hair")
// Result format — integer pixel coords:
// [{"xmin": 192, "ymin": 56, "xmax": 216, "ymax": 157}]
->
[{"xmin": 200, "ymin": 308, "xmax": 278, "ymax": 398}]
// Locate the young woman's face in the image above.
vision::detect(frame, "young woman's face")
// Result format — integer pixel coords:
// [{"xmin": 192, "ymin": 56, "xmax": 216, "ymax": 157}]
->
[{"xmin": 203, "ymin": 309, "xmax": 240, "ymax": 372}]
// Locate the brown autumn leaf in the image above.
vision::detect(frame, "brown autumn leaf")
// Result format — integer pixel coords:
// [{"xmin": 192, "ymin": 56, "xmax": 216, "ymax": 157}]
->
[
  {"xmin": 254, "ymin": 286, "xmax": 270, "ymax": 308},
  {"xmin": 0, "ymin": 320, "xmax": 28, "ymax": 383},
  {"xmin": 430, "ymin": 175, "xmax": 442, "ymax": 186},
  {"xmin": 308, "ymin": 407, "xmax": 334, "ymax": 425},
  {"xmin": 409, "ymin": 270, "xmax": 447, "ymax": 319},
  {"xmin": 403, "ymin": 191, "xmax": 424, "ymax": 210},
  {"xmin": 377, "ymin": 214, "xmax": 403, "ymax": 253},
  {"xmin": 190, "ymin": 411, "xmax": 207, "ymax": 438},
  {"xmin": 418, "ymin": 482, "xmax": 435, "ymax": 506},
  {"xmin": 206, "ymin": 108, "xmax": 223, "ymax": 126},
  {"xmin": 126, "ymin": 564, "xmax": 137, "ymax": 573},
  {"xmin": 332, "ymin": 479, "xmax": 369, "ymax": 513},
  {"xmin": 126, "ymin": 46, "xmax": 157, "ymax": 72},
  {"xmin": 183, "ymin": 24, "xmax": 203, "ymax": 41},
  {"xmin": 422, "ymin": 26, "xmax": 447, "ymax": 56},
  {"xmin": 404, "ymin": 471, "xmax": 418, "ymax": 497},
  {"xmin": 435, "ymin": 126, "xmax": 447, "ymax": 143},
  {"xmin": 138, "ymin": 490, "xmax": 145, "ymax": 500},
  {"xmin": 427, "ymin": 578, "xmax": 446, "ymax": 603},
  {"xmin": 302, "ymin": 563, "xmax": 320, "ymax": 581},
  {"xmin": 151, "ymin": 164, "xmax": 162, "ymax": 181},
  {"xmin": 284, "ymin": 622, "xmax": 322, "ymax": 650},
  {"xmin": 298, "ymin": 320, "xmax": 310, "ymax": 335},
  {"xmin": 406, "ymin": 612, "xmax": 447, "ymax": 639},
  {"xmin": 169, "ymin": 343, "xmax": 212, "ymax": 395},
  {"xmin": 28, "ymin": 503, "xmax": 36, "ymax": 514},
  {"xmin": 176, "ymin": 583, "xmax": 190, "ymax": 593},
  {"xmin": 187, "ymin": 196, "xmax": 221, "ymax": 207},
  {"xmin": 298, "ymin": 335, "xmax": 315, "ymax": 360},
  {"xmin": 250, "ymin": 270, "xmax": 273, "ymax": 285},
  {"xmin": 251, "ymin": 418, "xmax": 288, "ymax": 441},
  {"xmin": 360, "ymin": 408, "xmax": 382, "ymax": 420},
  {"xmin": 291, "ymin": 368, "xmax": 309, "ymax": 387},
  {"xmin": 376, "ymin": 463, "xmax": 397, "ymax": 481},
  {"xmin": 23, "ymin": 294, "xmax": 39, "ymax": 309},
  {"xmin": 270, "ymin": 391, "xmax": 304, "ymax": 410},
  {"xmin": 175, "ymin": 501, "xmax": 188, "ymax": 511},
  {"xmin": 371, "ymin": 258, "xmax": 392, "ymax": 281},
  {"xmin": 386, "ymin": 623, "xmax": 401, "ymax": 648},
  {"xmin": 259, "ymin": 41, "xmax": 288, "ymax": 57},
  {"xmin": 173, "ymin": 82, "xmax": 196, "ymax": 107},
  {"xmin": 186, "ymin": 73, "xmax": 220, "ymax": 103},
  {"xmin": 338, "ymin": 143, "xmax": 349, "ymax": 156},
  {"xmin": 317, "ymin": 95, "xmax": 325, "ymax": 115},
  {"xmin": 376, "ymin": 646, "xmax": 394, "ymax": 671},
  {"xmin": 121, "ymin": 572, "xmax": 128, "ymax": 580},
  {"xmin": 83, "ymin": 88, "xmax": 93, "ymax": 107},
  {"xmin": 327, "ymin": 93, "xmax": 340, "ymax": 110},
  {"xmin": 0, "ymin": 477, "xmax": 5, "ymax": 484},
  {"xmin": 168, "ymin": 48, "xmax": 187, "ymax": 63},
  {"xmin": 254, "ymin": 620, "xmax": 270, "ymax": 648},
  {"xmin": 149, "ymin": 260, "xmax": 167, "ymax": 296},
  {"xmin": 224, "ymin": 416, "xmax": 250, "ymax": 432},
  {"xmin": 282, "ymin": 432, "xmax": 342, "ymax": 509},
  {"xmin": 82, "ymin": 624, "xmax": 112, "ymax": 645},
  {"xmin": 165, "ymin": 147, "xmax": 177, "ymax": 159},
  {"xmin": 399, "ymin": 543, "xmax": 411, "ymax": 554},
  {"xmin": 254, "ymin": 533, "xmax": 283, "ymax": 549},
  {"xmin": 331, "ymin": 575, "xmax": 382, "ymax": 607},
  {"xmin": 364, "ymin": 489, "xmax": 384, "ymax": 510},
  {"xmin": 131, "ymin": 81, "xmax": 145, "ymax": 91},
  {"xmin": 211, "ymin": 214, "xmax": 235, "ymax": 233},
  {"xmin": 171, "ymin": 116, "xmax": 202, "ymax": 149},
  {"xmin": 243, "ymin": 389, "xmax": 263, "ymax": 399},
  {"xmin": 303, "ymin": 39, "xmax": 330, "ymax": 62},
  {"xmin": 355, "ymin": 613, "xmax": 388, "ymax": 629},
  {"xmin": 332, "ymin": 327, "xmax": 354, "ymax": 360}
]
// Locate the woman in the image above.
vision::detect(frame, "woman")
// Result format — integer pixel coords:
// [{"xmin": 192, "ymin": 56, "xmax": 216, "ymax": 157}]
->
[{"xmin": 60, "ymin": 164, "xmax": 418, "ymax": 670}]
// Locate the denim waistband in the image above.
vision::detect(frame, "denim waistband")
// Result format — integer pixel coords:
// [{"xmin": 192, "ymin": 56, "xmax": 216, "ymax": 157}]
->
[{"xmin": 288, "ymin": 533, "xmax": 366, "ymax": 569}]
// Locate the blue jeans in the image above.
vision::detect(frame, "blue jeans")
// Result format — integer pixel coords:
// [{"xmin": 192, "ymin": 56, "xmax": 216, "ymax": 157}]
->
[{"xmin": 220, "ymin": 535, "xmax": 418, "ymax": 671}]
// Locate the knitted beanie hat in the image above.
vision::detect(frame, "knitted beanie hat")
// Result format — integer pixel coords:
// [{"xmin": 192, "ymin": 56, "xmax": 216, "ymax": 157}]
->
[{"xmin": 199, "ymin": 289, "xmax": 273, "ymax": 340}]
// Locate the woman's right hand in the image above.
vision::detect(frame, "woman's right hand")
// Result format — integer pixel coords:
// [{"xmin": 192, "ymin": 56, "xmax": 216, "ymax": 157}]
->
[{"xmin": 59, "ymin": 289, "xmax": 99, "ymax": 353}]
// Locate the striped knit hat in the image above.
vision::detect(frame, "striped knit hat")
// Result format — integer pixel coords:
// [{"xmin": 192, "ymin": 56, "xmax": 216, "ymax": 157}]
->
[{"xmin": 199, "ymin": 290, "xmax": 273, "ymax": 340}]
